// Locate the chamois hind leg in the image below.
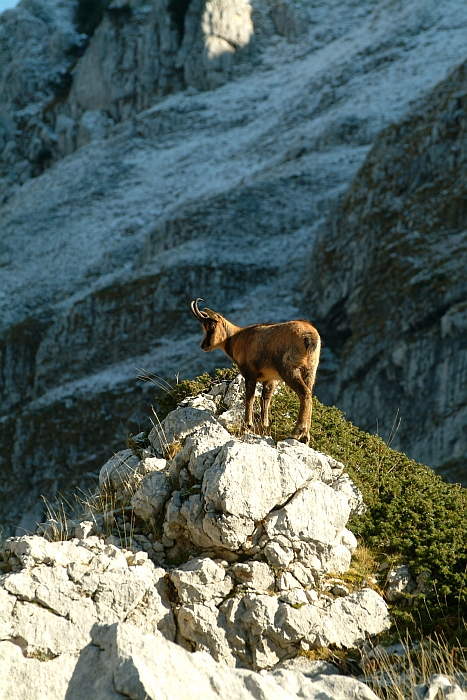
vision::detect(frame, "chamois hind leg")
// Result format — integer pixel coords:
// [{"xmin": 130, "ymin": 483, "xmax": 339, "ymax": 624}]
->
[
  {"xmin": 260, "ymin": 380, "xmax": 278, "ymax": 433},
  {"xmin": 243, "ymin": 376, "xmax": 257, "ymax": 432},
  {"xmin": 282, "ymin": 369, "xmax": 314, "ymax": 443}
]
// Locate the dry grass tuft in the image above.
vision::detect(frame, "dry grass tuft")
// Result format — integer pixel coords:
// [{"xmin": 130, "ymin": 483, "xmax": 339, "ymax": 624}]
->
[{"xmin": 361, "ymin": 632, "xmax": 467, "ymax": 699}]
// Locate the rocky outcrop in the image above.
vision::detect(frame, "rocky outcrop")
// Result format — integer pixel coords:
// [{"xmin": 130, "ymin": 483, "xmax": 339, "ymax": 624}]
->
[
  {"xmin": 0, "ymin": 380, "xmax": 389, "ymax": 697},
  {"xmin": 0, "ymin": 620, "xmax": 382, "ymax": 700},
  {"xmin": 176, "ymin": 0, "xmax": 254, "ymax": 91},
  {"xmin": 2, "ymin": 0, "xmax": 467, "ymax": 532},
  {"xmin": 66, "ymin": 0, "xmax": 182, "ymax": 124},
  {"xmin": 306, "ymin": 61, "xmax": 467, "ymax": 483}
]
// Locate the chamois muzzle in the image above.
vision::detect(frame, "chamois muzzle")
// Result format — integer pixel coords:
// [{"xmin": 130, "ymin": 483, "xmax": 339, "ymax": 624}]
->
[{"xmin": 191, "ymin": 298, "xmax": 209, "ymax": 321}]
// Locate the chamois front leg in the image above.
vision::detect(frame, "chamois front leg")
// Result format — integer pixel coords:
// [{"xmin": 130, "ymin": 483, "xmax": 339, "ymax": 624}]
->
[
  {"xmin": 243, "ymin": 376, "xmax": 257, "ymax": 432},
  {"xmin": 260, "ymin": 380, "xmax": 278, "ymax": 433}
]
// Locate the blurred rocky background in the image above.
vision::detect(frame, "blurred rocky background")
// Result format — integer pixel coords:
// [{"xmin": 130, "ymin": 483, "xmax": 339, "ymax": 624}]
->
[{"xmin": 1, "ymin": 0, "xmax": 467, "ymax": 534}]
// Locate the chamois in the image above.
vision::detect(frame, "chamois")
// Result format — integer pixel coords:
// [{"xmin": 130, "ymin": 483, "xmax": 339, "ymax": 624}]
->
[{"xmin": 190, "ymin": 299, "xmax": 321, "ymax": 443}]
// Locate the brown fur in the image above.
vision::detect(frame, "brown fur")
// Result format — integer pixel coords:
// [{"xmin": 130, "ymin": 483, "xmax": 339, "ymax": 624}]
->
[{"xmin": 191, "ymin": 300, "xmax": 321, "ymax": 443}]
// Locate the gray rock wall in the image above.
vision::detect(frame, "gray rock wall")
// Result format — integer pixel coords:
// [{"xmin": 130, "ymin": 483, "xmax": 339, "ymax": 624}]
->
[{"xmin": 305, "ymin": 62, "xmax": 467, "ymax": 483}]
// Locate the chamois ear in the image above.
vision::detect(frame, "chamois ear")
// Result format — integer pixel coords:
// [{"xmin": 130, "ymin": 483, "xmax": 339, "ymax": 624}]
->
[{"xmin": 204, "ymin": 308, "xmax": 218, "ymax": 322}]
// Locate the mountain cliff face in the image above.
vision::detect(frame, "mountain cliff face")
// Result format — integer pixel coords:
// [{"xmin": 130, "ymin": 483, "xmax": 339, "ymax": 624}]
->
[
  {"xmin": 307, "ymin": 61, "xmax": 467, "ymax": 484},
  {"xmin": 1, "ymin": 0, "xmax": 467, "ymax": 532}
]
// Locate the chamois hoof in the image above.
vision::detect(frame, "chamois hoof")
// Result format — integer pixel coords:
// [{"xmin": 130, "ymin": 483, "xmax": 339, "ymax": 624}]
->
[{"xmin": 290, "ymin": 430, "xmax": 310, "ymax": 444}]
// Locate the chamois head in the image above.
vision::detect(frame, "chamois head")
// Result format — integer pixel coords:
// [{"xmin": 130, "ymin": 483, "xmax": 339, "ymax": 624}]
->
[{"xmin": 190, "ymin": 298, "xmax": 225, "ymax": 352}]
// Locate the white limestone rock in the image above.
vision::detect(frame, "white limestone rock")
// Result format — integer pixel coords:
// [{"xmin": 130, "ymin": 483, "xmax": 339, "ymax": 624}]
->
[
  {"xmin": 339, "ymin": 527, "xmax": 358, "ymax": 554},
  {"xmin": 264, "ymin": 481, "xmax": 350, "ymax": 543},
  {"xmin": 0, "ymin": 386, "xmax": 392, "ymax": 682},
  {"xmin": 163, "ymin": 490, "xmax": 215, "ymax": 548},
  {"xmin": 288, "ymin": 561, "xmax": 315, "ymax": 587},
  {"xmin": 74, "ymin": 520, "xmax": 94, "ymax": 539},
  {"xmin": 170, "ymin": 421, "xmax": 233, "ymax": 483},
  {"xmin": 0, "ymin": 642, "xmax": 78, "ymax": 700},
  {"xmin": 279, "ymin": 588, "xmax": 310, "ymax": 607},
  {"xmin": 5, "ymin": 535, "xmax": 93, "ymax": 568},
  {"xmin": 275, "ymin": 588, "xmax": 390, "ymax": 651},
  {"xmin": 317, "ymin": 589, "xmax": 392, "ymax": 648},
  {"xmin": 270, "ymin": 667, "xmax": 380, "ymax": 700},
  {"xmin": 264, "ymin": 538, "xmax": 294, "ymax": 568},
  {"xmin": 217, "ymin": 374, "xmax": 252, "ymax": 426},
  {"xmin": 332, "ymin": 473, "xmax": 366, "ymax": 516},
  {"xmin": 215, "ymin": 587, "xmax": 390, "ymax": 669},
  {"xmin": 328, "ymin": 543, "xmax": 352, "ymax": 574},
  {"xmin": 203, "ymin": 440, "xmax": 333, "ymax": 522},
  {"xmin": 273, "ymin": 657, "xmax": 341, "ymax": 677},
  {"xmin": 176, "ymin": 600, "xmax": 237, "ymax": 666},
  {"xmin": 0, "ymin": 535, "xmax": 176, "ymax": 664},
  {"xmin": 68, "ymin": 621, "xmax": 300, "ymax": 700},
  {"xmin": 201, "ymin": 510, "xmax": 256, "ymax": 550},
  {"xmin": 0, "ymin": 616, "xmax": 384, "ymax": 699},
  {"xmin": 179, "ymin": 0, "xmax": 254, "ymax": 91},
  {"xmin": 170, "ymin": 556, "xmax": 234, "ymax": 603},
  {"xmin": 131, "ymin": 471, "xmax": 172, "ymax": 521},
  {"xmin": 231, "ymin": 561, "xmax": 275, "ymax": 591},
  {"xmin": 277, "ymin": 441, "xmax": 335, "ymax": 484},
  {"xmin": 385, "ymin": 564, "xmax": 415, "ymax": 601},
  {"xmin": 278, "ymin": 571, "xmax": 303, "ymax": 591},
  {"xmin": 414, "ymin": 675, "xmax": 467, "ymax": 700},
  {"xmin": 179, "ymin": 393, "xmax": 218, "ymax": 412},
  {"xmin": 99, "ymin": 449, "xmax": 140, "ymax": 491},
  {"xmin": 149, "ymin": 406, "xmax": 224, "ymax": 456},
  {"xmin": 182, "ymin": 493, "xmax": 217, "ymax": 549},
  {"xmin": 139, "ymin": 456, "xmax": 168, "ymax": 475}
]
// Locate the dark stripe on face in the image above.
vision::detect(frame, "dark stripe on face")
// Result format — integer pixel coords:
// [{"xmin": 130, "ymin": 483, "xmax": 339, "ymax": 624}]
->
[{"xmin": 201, "ymin": 328, "xmax": 214, "ymax": 349}]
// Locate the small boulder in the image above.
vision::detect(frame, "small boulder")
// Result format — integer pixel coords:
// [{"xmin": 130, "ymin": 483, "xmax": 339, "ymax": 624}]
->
[
  {"xmin": 170, "ymin": 557, "xmax": 233, "ymax": 604},
  {"xmin": 99, "ymin": 450, "xmax": 140, "ymax": 491},
  {"xmin": 231, "ymin": 561, "xmax": 275, "ymax": 591},
  {"xmin": 131, "ymin": 472, "xmax": 172, "ymax": 521}
]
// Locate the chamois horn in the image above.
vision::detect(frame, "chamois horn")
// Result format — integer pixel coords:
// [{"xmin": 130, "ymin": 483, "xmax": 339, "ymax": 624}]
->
[{"xmin": 191, "ymin": 298, "xmax": 209, "ymax": 320}]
